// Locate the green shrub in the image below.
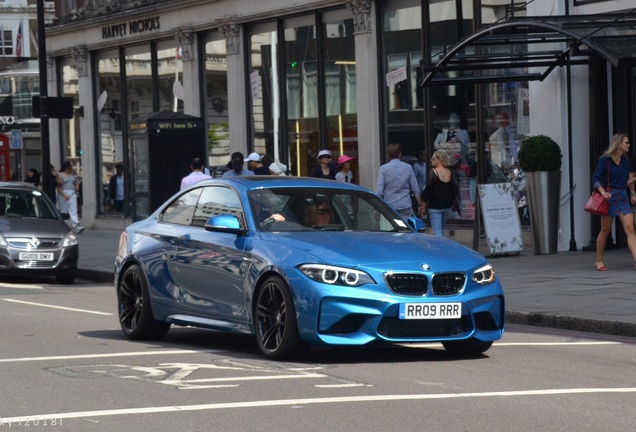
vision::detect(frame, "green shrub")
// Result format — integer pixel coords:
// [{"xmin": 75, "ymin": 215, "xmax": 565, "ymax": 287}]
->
[{"xmin": 517, "ymin": 135, "xmax": 562, "ymax": 172}]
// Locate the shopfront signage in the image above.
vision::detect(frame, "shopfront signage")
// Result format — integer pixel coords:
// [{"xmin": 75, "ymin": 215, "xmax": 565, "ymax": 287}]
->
[
  {"xmin": 0, "ymin": 116, "xmax": 15, "ymax": 125},
  {"xmin": 102, "ymin": 16, "xmax": 161, "ymax": 40},
  {"xmin": 478, "ymin": 182, "xmax": 523, "ymax": 255}
]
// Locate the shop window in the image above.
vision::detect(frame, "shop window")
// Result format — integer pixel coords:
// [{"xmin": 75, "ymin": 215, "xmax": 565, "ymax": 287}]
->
[{"xmin": 203, "ymin": 35, "xmax": 229, "ymax": 168}]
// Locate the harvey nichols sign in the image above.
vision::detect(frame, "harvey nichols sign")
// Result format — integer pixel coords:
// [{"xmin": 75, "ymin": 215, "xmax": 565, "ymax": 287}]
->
[{"xmin": 102, "ymin": 16, "xmax": 161, "ymax": 40}]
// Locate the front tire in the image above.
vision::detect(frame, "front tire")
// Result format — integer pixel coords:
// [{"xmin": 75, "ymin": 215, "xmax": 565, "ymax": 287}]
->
[
  {"xmin": 442, "ymin": 339, "xmax": 493, "ymax": 357},
  {"xmin": 118, "ymin": 264, "xmax": 170, "ymax": 340},
  {"xmin": 254, "ymin": 275, "xmax": 303, "ymax": 359},
  {"xmin": 56, "ymin": 270, "xmax": 77, "ymax": 284}
]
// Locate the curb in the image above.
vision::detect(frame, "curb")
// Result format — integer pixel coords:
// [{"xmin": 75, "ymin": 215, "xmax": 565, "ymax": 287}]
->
[{"xmin": 506, "ymin": 311, "xmax": 636, "ymax": 338}]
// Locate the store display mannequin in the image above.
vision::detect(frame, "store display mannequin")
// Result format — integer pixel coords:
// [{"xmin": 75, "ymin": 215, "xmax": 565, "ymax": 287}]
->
[
  {"xmin": 433, "ymin": 112, "xmax": 471, "ymax": 158},
  {"xmin": 489, "ymin": 113, "xmax": 512, "ymax": 171}
]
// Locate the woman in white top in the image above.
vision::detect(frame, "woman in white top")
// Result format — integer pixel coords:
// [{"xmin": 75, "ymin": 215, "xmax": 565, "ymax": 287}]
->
[{"xmin": 57, "ymin": 160, "xmax": 84, "ymax": 234}]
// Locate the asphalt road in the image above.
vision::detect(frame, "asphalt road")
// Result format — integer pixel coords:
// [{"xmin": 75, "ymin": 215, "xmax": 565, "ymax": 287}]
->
[{"xmin": 1, "ymin": 278, "xmax": 636, "ymax": 431}]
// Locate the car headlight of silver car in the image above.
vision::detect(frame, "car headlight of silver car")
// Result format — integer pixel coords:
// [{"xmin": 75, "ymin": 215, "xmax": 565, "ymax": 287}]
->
[
  {"xmin": 472, "ymin": 264, "xmax": 495, "ymax": 285},
  {"xmin": 298, "ymin": 264, "xmax": 376, "ymax": 287},
  {"xmin": 63, "ymin": 232, "xmax": 79, "ymax": 247}
]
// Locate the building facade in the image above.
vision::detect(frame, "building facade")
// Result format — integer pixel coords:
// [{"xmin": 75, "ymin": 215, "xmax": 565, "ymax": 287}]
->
[{"xmin": 44, "ymin": 0, "xmax": 636, "ymax": 251}]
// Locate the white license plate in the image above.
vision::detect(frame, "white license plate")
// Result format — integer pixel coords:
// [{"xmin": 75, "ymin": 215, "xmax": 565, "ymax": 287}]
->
[
  {"xmin": 19, "ymin": 252, "xmax": 54, "ymax": 261},
  {"xmin": 399, "ymin": 303, "xmax": 462, "ymax": 320}
]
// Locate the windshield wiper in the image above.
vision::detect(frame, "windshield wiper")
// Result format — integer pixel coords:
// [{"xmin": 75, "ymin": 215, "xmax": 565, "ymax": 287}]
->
[{"xmin": 311, "ymin": 224, "xmax": 345, "ymax": 231}]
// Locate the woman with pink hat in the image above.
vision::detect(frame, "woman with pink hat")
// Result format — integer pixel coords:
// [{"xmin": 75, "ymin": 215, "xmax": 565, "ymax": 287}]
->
[{"xmin": 335, "ymin": 154, "xmax": 355, "ymax": 184}]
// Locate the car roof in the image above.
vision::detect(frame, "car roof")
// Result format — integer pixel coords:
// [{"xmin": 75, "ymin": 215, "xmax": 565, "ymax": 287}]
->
[
  {"xmin": 0, "ymin": 181, "xmax": 40, "ymax": 191},
  {"xmin": 190, "ymin": 176, "xmax": 370, "ymax": 192}
]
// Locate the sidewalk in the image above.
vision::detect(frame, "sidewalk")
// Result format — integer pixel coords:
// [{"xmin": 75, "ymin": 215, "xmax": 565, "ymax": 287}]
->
[{"xmin": 77, "ymin": 229, "xmax": 636, "ymax": 338}]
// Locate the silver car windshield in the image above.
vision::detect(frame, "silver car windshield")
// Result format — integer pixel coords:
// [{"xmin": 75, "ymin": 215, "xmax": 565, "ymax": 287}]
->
[
  {"xmin": 0, "ymin": 189, "xmax": 58, "ymax": 219},
  {"xmin": 248, "ymin": 187, "xmax": 413, "ymax": 232}
]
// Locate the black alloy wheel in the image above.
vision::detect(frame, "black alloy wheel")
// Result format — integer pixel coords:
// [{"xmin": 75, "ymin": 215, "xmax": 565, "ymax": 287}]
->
[
  {"xmin": 118, "ymin": 264, "xmax": 170, "ymax": 340},
  {"xmin": 254, "ymin": 275, "xmax": 303, "ymax": 359}
]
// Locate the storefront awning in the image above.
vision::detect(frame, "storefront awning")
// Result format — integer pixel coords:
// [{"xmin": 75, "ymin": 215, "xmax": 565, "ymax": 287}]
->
[{"xmin": 421, "ymin": 12, "xmax": 636, "ymax": 87}]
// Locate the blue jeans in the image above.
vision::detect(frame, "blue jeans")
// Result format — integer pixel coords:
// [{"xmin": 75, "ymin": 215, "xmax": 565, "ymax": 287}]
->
[{"xmin": 428, "ymin": 208, "xmax": 452, "ymax": 238}]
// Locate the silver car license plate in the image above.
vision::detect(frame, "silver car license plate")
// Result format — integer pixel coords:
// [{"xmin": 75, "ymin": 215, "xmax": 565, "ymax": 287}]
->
[{"xmin": 19, "ymin": 252, "xmax": 54, "ymax": 261}]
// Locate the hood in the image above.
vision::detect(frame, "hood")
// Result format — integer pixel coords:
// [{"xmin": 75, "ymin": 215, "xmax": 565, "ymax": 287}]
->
[
  {"xmin": 258, "ymin": 231, "xmax": 486, "ymax": 270},
  {"xmin": 0, "ymin": 217, "xmax": 71, "ymax": 238}
]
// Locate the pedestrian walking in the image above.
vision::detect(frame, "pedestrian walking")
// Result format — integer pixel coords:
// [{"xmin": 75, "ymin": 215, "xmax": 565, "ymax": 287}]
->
[
  {"xmin": 180, "ymin": 157, "xmax": 212, "ymax": 190},
  {"xmin": 594, "ymin": 133, "xmax": 636, "ymax": 271},
  {"xmin": 420, "ymin": 150, "xmax": 457, "ymax": 237},
  {"xmin": 57, "ymin": 160, "xmax": 84, "ymax": 234},
  {"xmin": 223, "ymin": 152, "xmax": 254, "ymax": 177},
  {"xmin": 310, "ymin": 149, "xmax": 337, "ymax": 179},
  {"xmin": 375, "ymin": 143, "xmax": 423, "ymax": 219}
]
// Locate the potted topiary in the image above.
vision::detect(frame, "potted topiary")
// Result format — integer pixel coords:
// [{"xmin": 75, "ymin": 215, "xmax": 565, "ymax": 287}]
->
[{"xmin": 517, "ymin": 135, "xmax": 562, "ymax": 255}]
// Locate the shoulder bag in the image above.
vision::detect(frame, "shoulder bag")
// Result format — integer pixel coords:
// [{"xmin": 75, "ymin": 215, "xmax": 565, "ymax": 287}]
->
[{"xmin": 584, "ymin": 160, "xmax": 610, "ymax": 216}]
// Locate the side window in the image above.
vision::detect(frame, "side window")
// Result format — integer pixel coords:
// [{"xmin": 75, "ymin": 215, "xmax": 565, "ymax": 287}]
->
[
  {"xmin": 160, "ymin": 189, "xmax": 202, "ymax": 226},
  {"xmin": 193, "ymin": 186, "xmax": 243, "ymax": 228}
]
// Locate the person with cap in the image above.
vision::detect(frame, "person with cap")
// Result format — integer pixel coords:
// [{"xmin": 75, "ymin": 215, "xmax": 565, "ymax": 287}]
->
[
  {"xmin": 310, "ymin": 149, "xmax": 337, "ymax": 179},
  {"xmin": 336, "ymin": 155, "xmax": 356, "ymax": 219},
  {"xmin": 247, "ymin": 152, "xmax": 269, "ymax": 175},
  {"xmin": 223, "ymin": 152, "xmax": 254, "ymax": 177},
  {"xmin": 269, "ymin": 161, "xmax": 287, "ymax": 176},
  {"xmin": 180, "ymin": 157, "xmax": 212, "ymax": 190},
  {"xmin": 335, "ymin": 154, "xmax": 355, "ymax": 184}
]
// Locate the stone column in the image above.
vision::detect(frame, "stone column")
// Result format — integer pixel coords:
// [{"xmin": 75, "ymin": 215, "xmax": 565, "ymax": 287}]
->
[
  {"xmin": 346, "ymin": 0, "xmax": 381, "ymax": 191},
  {"xmin": 175, "ymin": 27, "xmax": 200, "ymax": 116},
  {"xmin": 46, "ymin": 55, "xmax": 63, "ymax": 168},
  {"xmin": 218, "ymin": 16, "xmax": 248, "ymax": 157},
  {"xmin": 72, "ymin": 45, "xmax": 98, "ymax": 228}
]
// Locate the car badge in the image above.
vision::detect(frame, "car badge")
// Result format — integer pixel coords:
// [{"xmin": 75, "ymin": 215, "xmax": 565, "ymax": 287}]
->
[
  {"xmin": 28, "ymin": 237, "xmax": 40, "ymax": 249},
  {"xmin": 421, "ymin": 264, "xmax": 431, "ymax": 271}
]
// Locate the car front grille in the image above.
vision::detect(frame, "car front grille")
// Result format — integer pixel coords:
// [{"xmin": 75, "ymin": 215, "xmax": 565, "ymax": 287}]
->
[
  {"xmin": 431, "ymin": 273, "xmax": 466, "ymax": 296},
  {"xmin": 377, "ymin": 315, "xmax": 471, "ymax": 338},
  {"xmin": 385, "ymin": 273, "xmax": 428, "ymax": 296},
  {"xmin": 7, "ymin": 237, "xmax": 62, "ymax": 249}
]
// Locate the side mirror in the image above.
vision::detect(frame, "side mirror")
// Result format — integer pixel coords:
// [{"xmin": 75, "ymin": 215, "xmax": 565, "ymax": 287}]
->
[
  {"xmin": 205, "ymin": 214, "xmax": 246, "ymax": 235},
  {"xmin": 407, "ymin": 216, "xmax": 426, "ymax": 232}
]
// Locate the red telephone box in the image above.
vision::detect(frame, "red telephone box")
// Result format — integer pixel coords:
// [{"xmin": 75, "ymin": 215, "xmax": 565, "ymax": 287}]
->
[{"xmin": 0, "ymin": 134, "xmax": 10, "ymax": 181}]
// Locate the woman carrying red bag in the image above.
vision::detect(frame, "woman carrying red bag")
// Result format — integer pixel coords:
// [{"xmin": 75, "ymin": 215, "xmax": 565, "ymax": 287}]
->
[{"xmin": 592, "ymin": 133, "xmax": 636, "ymax": 271}]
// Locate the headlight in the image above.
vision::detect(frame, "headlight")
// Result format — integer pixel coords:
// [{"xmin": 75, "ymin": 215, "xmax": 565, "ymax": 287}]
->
[
  {"xmin": 298, "ymin": 264, "xmax": 376, "ymax": 287},
  {"xmin": 472, "ymin": 264, "xmax": 495, "ymax": 285},
  {"xmin": 63, "ymin": 232, "xmax": 79, "ymax": 247},
  {"xmin": 0, "ymin": 233, "xmax": 6, "ymax": 247}
]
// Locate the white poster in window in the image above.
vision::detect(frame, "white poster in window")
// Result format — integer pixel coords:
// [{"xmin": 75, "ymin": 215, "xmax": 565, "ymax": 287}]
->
[
  {"xmin": 478, "ymin": 183, "xmax": 523, "ymax": 255},
  {"xmin": 517, "ymin": 88, "xmax": 530, "ymax": 135},
  {"xmin": 250, "ymin": 71, "xmax": 261, "ymax": 101},
  {"xmin": 386, "ymin": 67, "xmax": 407, "ymax": 87}
]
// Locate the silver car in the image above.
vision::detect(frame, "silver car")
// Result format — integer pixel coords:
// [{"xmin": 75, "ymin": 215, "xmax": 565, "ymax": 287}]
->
[{"xmin": 0, "ymin": 182, "xmax": 79, "ymax": 283}]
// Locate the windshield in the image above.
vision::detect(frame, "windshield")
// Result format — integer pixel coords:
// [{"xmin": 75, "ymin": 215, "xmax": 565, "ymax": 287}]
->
[
  {"xmin": 0, "ymin": 189, "xmax": 59, "ymax": 219},
  {"xmin": 248, "ymin": 187, "xmax": 413, "ymax": 232}
]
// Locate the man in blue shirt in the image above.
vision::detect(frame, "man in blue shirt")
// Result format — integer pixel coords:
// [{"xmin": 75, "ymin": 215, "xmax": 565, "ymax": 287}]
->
[
  {"xmin": 376, "ymin": 143, "xmax": 423, "ymax": 219},
  {"xmin": 223, "ymin": 152, "xmax": 254, "ymax": 177}
]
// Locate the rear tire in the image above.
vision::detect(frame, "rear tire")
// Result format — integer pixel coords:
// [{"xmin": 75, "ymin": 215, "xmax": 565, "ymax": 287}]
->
[
  {"xmin": 117, "ymin": 264, "xmax": 170, "ymax": 340},
  {"xmin": 254, "ymin": 275, "xmax": 303, "ymax": 359},
  {"xmin": 442, "ymin": 339, "xmax": 493, "ymax": 357}
]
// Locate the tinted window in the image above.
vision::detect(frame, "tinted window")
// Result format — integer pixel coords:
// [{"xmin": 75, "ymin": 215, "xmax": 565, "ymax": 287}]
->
[
  {"xmin": 160, "ymin": 188, "xmax": 202, "ymax": 226},
  {"xmin": 193, "ymin": 186, "xmax": 243, "ymax": 228}
]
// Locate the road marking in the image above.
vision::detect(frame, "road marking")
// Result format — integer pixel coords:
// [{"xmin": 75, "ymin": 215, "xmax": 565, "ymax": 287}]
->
[
  {"xmin": 2, "ymin": 298, "xmax": 112, "ymax": 315},
  {"xmin": 401, "ymin": 341, "xmax": 621, "ymax": 348},
  {"xmin": 4, "ymin": 388, "xmax": 636, "ymax": 422},
  {"xmin": 494, "ymin": 342, "xmax": 622, "ymax": 346},
  {"xmin": 0, "ymin": 283, "xmax": 42, "ymax": 289},
  {"xmin": 0, "ymin": 350, "xmax": 217, "ymax": 363}
]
